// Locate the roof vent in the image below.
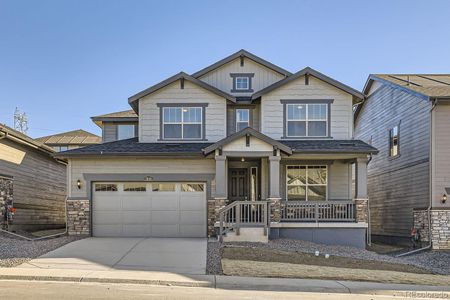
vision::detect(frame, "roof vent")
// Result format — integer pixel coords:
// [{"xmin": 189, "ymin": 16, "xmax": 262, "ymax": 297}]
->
[{"xmin": 339, "ymin": 142, "xmax": 356, "ymax": 146}]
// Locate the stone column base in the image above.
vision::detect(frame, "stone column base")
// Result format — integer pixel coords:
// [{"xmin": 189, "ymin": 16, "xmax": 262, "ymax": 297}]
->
[
  {"xmin": 355, "ymin": 198, "xmax": 369, "ymax": 223},
  {"xmin": 268, "ymin": 198, "xmax": 281, "ymax": 223},
  {"xmin": 67, "ymin": 199, "xmax": 90, "ymax": 235},
  {"xmin": 413, "ymin": 209, "xmax": 450, "ymax": 250},
  {"xmin": 207, "ymin": 198, "xmax": 228, "ymax": 237}
]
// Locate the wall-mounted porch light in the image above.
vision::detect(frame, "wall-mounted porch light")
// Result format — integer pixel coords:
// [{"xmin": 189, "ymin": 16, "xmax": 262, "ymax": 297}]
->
[
  {"xmin": 77, "ymin": 179, "xmax": 82, "ymax": 189},
  {"xmin": 442, "ymin": 194, "xmax": 447, "ymax": 204},
  {"xmin": 241, "ymin": 157, "xmax": 245, "ymax": 162}
]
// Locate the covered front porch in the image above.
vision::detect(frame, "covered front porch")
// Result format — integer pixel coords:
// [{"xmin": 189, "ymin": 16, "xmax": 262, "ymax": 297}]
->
[{"xmin": 203, "ymin": 128, "xmax": 376, "ymax": 247}]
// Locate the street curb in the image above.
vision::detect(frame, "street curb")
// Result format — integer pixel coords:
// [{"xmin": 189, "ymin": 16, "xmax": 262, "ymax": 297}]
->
[{"xmin": 0, "ymin": 275, "xmax": 214, "ymax": 288}]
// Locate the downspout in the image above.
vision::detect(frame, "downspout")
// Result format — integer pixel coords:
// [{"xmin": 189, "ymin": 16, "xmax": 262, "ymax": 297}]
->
[
  {"xmin": 366, "ymin": 153, "xmax": 373, "ymax": 246},
  {"xmin": 397, "ymin": 98, "xmax": 436, "ymax": 257}
]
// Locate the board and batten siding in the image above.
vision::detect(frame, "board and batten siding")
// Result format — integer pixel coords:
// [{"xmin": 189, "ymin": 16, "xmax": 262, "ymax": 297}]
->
[
  {"xmin": 355, "ymin": 84, "xmax": 431, "ymax": 239},
  {"xmin": 261, "ymin": 76, "xmax": 354, "ymax": 140},
  {"xmin": 139, "ymin": 80, "xmax": 227, "ymax": 143},
  {"xmin": 226, "ymin": 104, "xmax": 261, "ymax": 135},
  {"xmin": 198, "ymin": 58, "xmax": 285, "ymax": 97},
  {"xmin": 69, "ymin": 157, "xmax": 216, "ymax": 199},
  {"xmin": 0, "ymin": 139, "xmax": 66, "ymax": 230},
  {"xmin": 432, "ymin": 103, "xmax": 450, "ymax": 207}
]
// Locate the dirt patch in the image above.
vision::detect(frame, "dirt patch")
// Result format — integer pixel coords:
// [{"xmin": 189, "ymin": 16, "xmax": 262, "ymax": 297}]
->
[
  {"xmin": 222, "ymin": 259, "xmax": 450, "ymax": 286},
  {"xmin": 222, "ymin": 246, "xmax": 432, "ymax": 274}
]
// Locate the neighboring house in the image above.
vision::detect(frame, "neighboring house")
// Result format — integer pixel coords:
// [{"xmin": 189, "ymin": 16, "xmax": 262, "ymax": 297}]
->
[
  {"xmin": 355, "ymin": 74, "xmax": 450, "ymax": 250},
  {"xmin": 36, "ymin": 129, "xmax": 101, "ymax": 152},
  {"xmin": 57, "ymin": 50, "xmax": 377, "ymax": 248},
  {"xmin": 0, "ymin": 124, "xmax": 67, "ymax": 231},
  {"xmin": 91, "ymin": 110, "xmax": 138, "ymax": 143}
]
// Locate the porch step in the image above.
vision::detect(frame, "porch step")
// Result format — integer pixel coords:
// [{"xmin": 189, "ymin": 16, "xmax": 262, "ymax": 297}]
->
[{"xmin": 222, "ymin": 227, "xmax": 268, "ymax": 243}]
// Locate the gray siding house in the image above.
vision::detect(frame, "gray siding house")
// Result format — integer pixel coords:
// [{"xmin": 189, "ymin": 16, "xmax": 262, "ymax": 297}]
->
[
  {"xmin": 57, "ymin": 50, "xmax": 377, "ymax": 248},
  {"xmin": 355, "ymin": 74, "xmax": 450, "ymax": 249},
  {"xmin": 0, "ymin": 125, "xmax": 67, "ymax": 231}
]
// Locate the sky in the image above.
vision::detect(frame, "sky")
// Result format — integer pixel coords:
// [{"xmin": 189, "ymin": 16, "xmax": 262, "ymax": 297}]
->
[{"xmin": 1, "ymin": 0, "xmax": 450, "ymax": 138}]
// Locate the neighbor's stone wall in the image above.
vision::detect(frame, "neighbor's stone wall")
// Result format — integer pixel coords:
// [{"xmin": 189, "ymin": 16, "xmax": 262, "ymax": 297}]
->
[
  {"xmin": 413, "ymin": 209, "xmax": 450, "ymax": 250},
  {"xmin": 355, "ymin": 198, "xmax": 369, "ymax": 223},
  {"xmin": 0, "ymin": 177, "xmax": 13, "ymax": 228},
  {"xmin": 207, "ymin": 199, "xmax": 228, "ymax": 237},
  {"xmin": 67, "ymin": 199, "xmax": 90, "ymax": 235}
]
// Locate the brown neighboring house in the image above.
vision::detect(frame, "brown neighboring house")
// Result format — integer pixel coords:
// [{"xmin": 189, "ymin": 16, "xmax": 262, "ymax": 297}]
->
[
  {"xmin": 0, "ymin": 124, "xmax": 67, "ymax": 231},
  {"xmin": 36, "ymin": 129, "xmax": 101, "ymax": 152}
]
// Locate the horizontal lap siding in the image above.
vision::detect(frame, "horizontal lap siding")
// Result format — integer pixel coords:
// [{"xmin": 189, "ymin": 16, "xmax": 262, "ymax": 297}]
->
[
  {"xmin": 432, "ymin": 105, "xmax": 450, "ymax": 207},
  {"xmin": 0, "ymin": 139, "xmax": 66, "ymax": 229},
  {"xmin": 199, "ymin": 58, "xmax": 285, "ymax": 96},
  {"xmin": 102, "ymin": 123, "xmax": 117, "ymax": 143},
  {"xmin": 69, "ymin": 157, "xmax": 215, "ymax": 198},
  {"xmin": 139, "ymin": 81, "xmax": 226, "ymax": 143},
  {"xmin": 261, "ymin": 76, "xmax": 353, "ymax": 140},
  {"xmin": 355, "ymin": 84, "xmax": 431, "ymax": 238}
]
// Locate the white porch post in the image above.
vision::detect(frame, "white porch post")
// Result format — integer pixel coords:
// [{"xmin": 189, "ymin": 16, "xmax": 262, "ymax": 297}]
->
[
  {"xmin": 268, "ymin": 155, "xmax": 281, "ymax": 199},
  {"xmin": 215, "ymin": 154, "xmax": 227, "ymax": 199},
  {"xmin": 355, "ymin": 157, "xmax": 369, "ymax": 199}
]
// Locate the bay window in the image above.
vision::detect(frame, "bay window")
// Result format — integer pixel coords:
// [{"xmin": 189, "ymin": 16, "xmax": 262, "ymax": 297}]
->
[{"xmin": 286, "ymin": 165, "xmax": 327, "ymax": 201}]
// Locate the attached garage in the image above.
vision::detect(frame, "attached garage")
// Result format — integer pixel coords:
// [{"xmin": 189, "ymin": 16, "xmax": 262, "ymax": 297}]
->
[{"xmin": 92, "ymin": 182, "xmax": 206, "ymax": 237}]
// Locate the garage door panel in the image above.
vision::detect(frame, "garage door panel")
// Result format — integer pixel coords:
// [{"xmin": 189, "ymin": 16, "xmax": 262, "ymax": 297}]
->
[
  {"xmin": 122, "ymin": 211, "xmax": 151, "ymax": 224},
  {"xmin": 122, "ymin": 197, "xmax": 151, "ymax": 210},
  {"xmin": 151, "ymin": 211, "xmax": 178, "ymax": 224},
  {"xmin": 94, "ymin": 225, "xmax": 122, "ymax": 237},
  {"xmin": 93, "ymin": 182, "xmax": 206, "ymax": 237},
  {"xmin": 151, "ymin": 224, "xmax": 178, "ymax": 237},
  {"xmin": 123, "ymin": 225, "xmax": 151, "ymax": 237},
  {"xmin": 179, "ymin": 197, "xmax": 204, "ymax": 210},
  {"xmin": 180, "ymin": 211, "xmax": 205, "ymax": 225}
]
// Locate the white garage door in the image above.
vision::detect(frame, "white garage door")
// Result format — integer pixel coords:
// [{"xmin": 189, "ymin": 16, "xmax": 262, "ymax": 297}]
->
[{"xmin": 92, "ymin": 182, "xmax": 206, "ymax": 237}]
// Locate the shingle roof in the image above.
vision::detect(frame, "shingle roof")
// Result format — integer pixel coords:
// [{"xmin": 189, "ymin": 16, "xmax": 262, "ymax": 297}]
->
[
  {"xmin": 280, "ymin": 139, "xmax": 378, "ymax": 154},
  {"xmin": 91, "ymin": 110, "xmax": 137, "ymax": 119},
  {"xmin": 55, "ymin": 137, "xmax": 377, "ymax": 157},
  {"xmin": 366, "ymin": 74, "xmax": 450, "ymax": 98},
  {"xmin": 36, "ymin": 129, "xmax": 101, "ymax": 145},
  {"xmin": 0, "ymin": 124, "xmax": 55, "ymax": 155}
]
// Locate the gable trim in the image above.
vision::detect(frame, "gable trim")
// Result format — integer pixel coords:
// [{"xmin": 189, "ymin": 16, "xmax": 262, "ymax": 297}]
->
[{"xmin": 191, "ymin": 49, "xmax": 292, "ymax": 78}]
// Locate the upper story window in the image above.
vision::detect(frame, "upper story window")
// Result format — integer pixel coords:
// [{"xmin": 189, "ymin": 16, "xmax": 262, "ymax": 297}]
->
[
  {"xmin": 236, "ymin": 109, "xmax": 250, "ymax": 131},
  {"xmin": 281, "ymin": 100, "xmax": 333, "ymax": 139},
  {"xmin": 117, "ymin": 124, "xmax": 135, "ymax": 140},
  {"xmin": 230, "ymin": 73, "xmax": 254, "ymax": 93},
  {"xmin": 389, "ymin": 125, "xmax": 399, "ymax": 157},
  {"xmin": 163, "ymin": 107, "xmax": 203, "ymax": 139}
]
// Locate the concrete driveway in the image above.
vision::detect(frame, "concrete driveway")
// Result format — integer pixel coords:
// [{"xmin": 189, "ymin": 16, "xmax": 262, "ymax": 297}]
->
[{"xmin": 20, "ymin": 238, "xmax": 207, "ymax": 275}]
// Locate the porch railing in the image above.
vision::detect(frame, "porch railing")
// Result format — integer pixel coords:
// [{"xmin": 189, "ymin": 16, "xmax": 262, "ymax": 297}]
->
[
  {"xmin": 281, "ymin": 201, "xmax": 355, "ymax": 222},
  {"xmin": 218, "ymin": 200, "xmax": 270, "ymax": 242}
]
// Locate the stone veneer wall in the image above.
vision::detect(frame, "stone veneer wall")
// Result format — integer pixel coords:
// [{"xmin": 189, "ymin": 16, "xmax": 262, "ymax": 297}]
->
[
  {"xmin": 355, "ymin": 199, "xmax": 369, "ymax": 223},
  {"xmin": 207, "ymin": 199, "xmax": 227, "ymax": 237},
  {"xmin": 0, "ymin": 177, "xmax": 13, "ymax": 228},
  {"xmin": 413, "ymin": 209, "xmax": 450, "ymax": 250},
  {"xmin": 269, "ymin": 198, "xmax": 281, "ymax": 223},
  {"xmin": 67, "ymin": 199, "xmax": 90, "ymax": 235}
]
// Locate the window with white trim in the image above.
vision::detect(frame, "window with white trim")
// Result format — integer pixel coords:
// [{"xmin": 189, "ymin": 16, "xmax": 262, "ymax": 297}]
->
[
  {"xmin": 163, "ymin": 107, "xmax": 202, "ymax": 139},
  {"xmin": 286, "ymin": 103, "xmax": 328, "ymax": 137},
  {"xmin": 235, "ymin": 77, "xmax": 249, "ymax": 90},
  {"xmin": 286, "ymin": 165, "xmax": 327, "ymax": 201},
  {"xmin": 236, "ymin": 109, "xmax": 250, "ymax": 131}
]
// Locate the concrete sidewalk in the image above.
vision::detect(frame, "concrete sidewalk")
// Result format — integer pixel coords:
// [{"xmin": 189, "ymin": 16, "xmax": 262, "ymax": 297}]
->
[{"xmin": 1, "ymin": 267, "xmax": 450, "ymax": 297}]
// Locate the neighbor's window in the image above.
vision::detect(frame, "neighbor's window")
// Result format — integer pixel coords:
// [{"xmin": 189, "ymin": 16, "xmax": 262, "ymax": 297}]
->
[
  {"xmin": 235, "ymin": 77, "xmax": 249, "ymax": 90},
  {"xmin": 117, "ymin": 124, "xmax": 135, "ymax": 140},
  {"xmin": 163, "ymin": 107, "xmax": 202, "ymax": 139},
  {"xmin": 95, "ymin": 184, "xmax": 118, "ymax": 192},
  {"xmin": 152, "ymin": 183, "xmax": 176, "ymax": 192},
  {"xmin": 286, "ymin": 166, "xmax": 327, "ymax": 201},
  {"xmin": 236, "ymin": 109, "xmax": 250, "ymax": 131},
  {"xmin": 123, "ymin": 183, "xmax": 146, "ymax": 192},
  {"xmin": 389, "ymin": 125, "xmax": 399, "ymax": 157},
  {"xmin": 286, "ymin": 104, "xmax": 327, "ymax": 137},
  {"xmin": 53, "ymin": 146, "xmax": 69, "ymax": 152},
  {"xmin": 181, "ymin": 183, "xmax": 204, "ymax": 192}
]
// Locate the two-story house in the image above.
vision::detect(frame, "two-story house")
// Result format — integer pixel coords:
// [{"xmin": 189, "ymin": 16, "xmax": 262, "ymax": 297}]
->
[
  {"xmin": 355, "ymin": 74, "xmax": 450, "ymax": 250},
  {"xmin": 57, "ymin": 50, "xmax": 377, "ymax": 248}
]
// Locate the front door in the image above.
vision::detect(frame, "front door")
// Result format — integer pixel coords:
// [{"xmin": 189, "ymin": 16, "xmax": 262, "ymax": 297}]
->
[{"xmin": 228, "ymin": 168, "xmax": 248, "ymax": 201}]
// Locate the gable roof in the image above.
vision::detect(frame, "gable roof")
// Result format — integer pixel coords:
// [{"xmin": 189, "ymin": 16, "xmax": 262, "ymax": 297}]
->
[
  {"xmin": 252, "ymin": 67, "xmax": 364, "ymax": 101},
  {"xmin": 91, "ymin": 109, "xmax": 138, "ymax": 127},
  {"xmin": 128, "ymin": 72, "xmax": 236, "ymax": 112},
  {"xmin": 36, "ymin": 129, "xmax": 101, "ymax": 145},
  {"xmin": 0, "ymin": 124, "xmax": 56, "ymax": 155},
  {"xmin": 203, "ymin": 127, "xmax": 292, "ymax": 155},
  {"xmin": 191, "ymin": 49, "xmax": 292, "ymax": 78},
  {"xmin": 363, "ymin": 74, "xmax": 450, "ymax": 98}
]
